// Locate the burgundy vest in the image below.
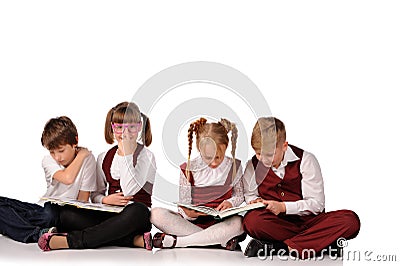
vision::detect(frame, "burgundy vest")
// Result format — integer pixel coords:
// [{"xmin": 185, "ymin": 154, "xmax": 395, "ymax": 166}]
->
[
  {"xmin": 102, "ymin": 144, "xmax": 153, "ymax": 207},
  {"xmin": 180, "ymin": 159, "xmax": 241, "ymax": 208},
  {"xmin": 252, "ymin": 144, "xmax": 304, "ymax": 202}
]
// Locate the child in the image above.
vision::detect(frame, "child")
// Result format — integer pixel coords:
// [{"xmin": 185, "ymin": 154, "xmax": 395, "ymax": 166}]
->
[
  {"xmin": 242, "ymin": 117, "xmax": 360, "ymax": 259},
  {"xmin": 0, "ymin": 116, "xmax": 96, "ymax": 243},
  {"xmin": 151, "ymin": 117, "xmax": 245, "ymax": 250},
  {"xmin": 38, "ymin": 101, "xmax": 156, "ymax": 251}
]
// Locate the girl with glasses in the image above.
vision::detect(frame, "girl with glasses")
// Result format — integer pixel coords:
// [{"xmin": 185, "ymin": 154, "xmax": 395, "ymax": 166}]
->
[{"xmin": 38, "ymin": 102, "xmax": 156, "ymax": 251}]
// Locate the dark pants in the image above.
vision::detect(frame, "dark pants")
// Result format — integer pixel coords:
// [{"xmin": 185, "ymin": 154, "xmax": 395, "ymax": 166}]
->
[
  {"xmin": 243, "ymin": 209, "xmax": 360, "ymax": 259},
  {"xmin": 0, "ymin": 196, "xmax": 59, "ymax": 243},
  {"xmin": 58, "ymin": 202, "xmax": 151, "ymax": 249}
]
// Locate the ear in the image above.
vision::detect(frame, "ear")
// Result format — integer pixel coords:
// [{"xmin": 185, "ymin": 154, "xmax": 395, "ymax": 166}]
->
[
  {"xmin": 75, "ymin": 135, "xmax": 79, "ymax": 144},
  {"xmin": 282, "ymin": 141, "xmax": 288, "ymax": 151}
]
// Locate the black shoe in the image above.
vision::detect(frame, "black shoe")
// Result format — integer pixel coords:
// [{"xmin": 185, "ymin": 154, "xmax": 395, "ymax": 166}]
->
[
  {"xmin": 244, "ymin": 239, "xmax": 288, "ymax": 257},
  {"xmin": 244, "ymin": 239, "xmax": 266, "ymax": 257}
]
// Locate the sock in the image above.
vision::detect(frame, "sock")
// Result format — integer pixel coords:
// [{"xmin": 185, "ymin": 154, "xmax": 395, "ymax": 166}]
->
[{"xmin": 162, "ymin": 235, "xmax": 176, "ymax": 248}]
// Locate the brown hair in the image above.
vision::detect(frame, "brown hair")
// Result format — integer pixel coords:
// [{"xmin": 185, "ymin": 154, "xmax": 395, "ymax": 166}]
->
[
  {"xmin": 104, "ymin": 101, "xmax": 152, "ymax": 146},
  {"xmin": 41, "ymin": 116, "xmax": 78, "ymax": 150},
  {"xmin": 186, "ymin": 117, "xmax": 238, "ymax": 180},
  {"xmin": 251, "ymin": 117, "xmax": 286, "ymax": 151}
]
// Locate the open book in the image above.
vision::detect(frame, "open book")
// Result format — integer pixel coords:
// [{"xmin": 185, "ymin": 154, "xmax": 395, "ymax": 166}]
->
[
  {"xmin": 176, "ymin": 201, "xmax": 266, "ymax": 220},
  {"xmin": 41, "ymin": 197, "xmax": 125, "ymax": 213}
]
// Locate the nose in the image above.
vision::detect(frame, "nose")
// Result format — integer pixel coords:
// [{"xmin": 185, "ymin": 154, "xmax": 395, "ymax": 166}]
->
[
  {"xmin": 209, "ymin": 157, "xmax": 220, "ymax": 167},
  {"xmin": 55, "ymin": 153, "xmax": 62, "ymax": 162}
]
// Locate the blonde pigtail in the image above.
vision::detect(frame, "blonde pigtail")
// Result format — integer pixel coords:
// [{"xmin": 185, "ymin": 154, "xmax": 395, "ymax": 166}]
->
[
  {"xmin": 186, "ymin": 122, "xmax": 195, "ymax": 180},
  {"xmin": 220, "ymin": 118, "xmax": 238, "ymax": 181},
  {"xmin": 186, "ymin": 117, "xmax": 207, "ymax": 180}
]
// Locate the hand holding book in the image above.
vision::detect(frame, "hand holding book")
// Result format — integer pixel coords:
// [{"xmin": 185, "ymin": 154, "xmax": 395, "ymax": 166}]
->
[
  {"xmin": 177, "ymin": 201, "xmax": 266, "ymax": 220},
  {"xmin": 180, "ymin": 206, "xmax": 209, "ymax": 219}
]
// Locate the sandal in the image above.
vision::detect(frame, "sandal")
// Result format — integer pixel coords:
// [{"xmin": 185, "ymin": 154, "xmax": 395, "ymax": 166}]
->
[
  {"xmin": 143, "ymin": 232, "xmax": 152, "ymax": 250},
  {"xmin": 38, "ymin": 232, "xmax": 67, "ymax": 252},
  {"xmin": 225, "ymin": 232, "xmax": 247, "ymax": 251},
  {"xmin": 152, "ymin": 232, "xmax": 177, "ymax": 249}
]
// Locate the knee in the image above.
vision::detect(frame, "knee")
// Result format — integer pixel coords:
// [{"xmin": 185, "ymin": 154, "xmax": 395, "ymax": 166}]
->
[
  {"xmin": 226, "ymin": 215, "xmax": 243, "ymax": 232},
  {"xmin": 227, "ymin": 215, "xmax": 243, "ymax": 229},
  {"xmin": 340, "ymin": 210, "xmax": 361, "ymax": 238},
  {"xmin": 150, "ymin": 207, "xmax": 170, "ymax": 225},
  {"xmin": 242, "ymin": 212, "xmax": 260, "ymax": 236},
  {"xmin": 124, "ymin": 202, "xmax": 150, "ymax": 218}
]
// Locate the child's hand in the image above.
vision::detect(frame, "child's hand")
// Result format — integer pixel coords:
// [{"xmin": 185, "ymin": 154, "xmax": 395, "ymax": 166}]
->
[
  {"xmin": 249, "ymin": 198, "xmax": 263, "ymax": 204},
  {"xmin": 76, "ymin": 147, "xmax": 91, "ymax": 158},
  {"xmin": 181, "ymin": 206, "xmax": 208, "ymax": 218},
  {"xmin": 215, "ymin": 200, "xmax": 232, "ymax": 211},
  {"xmin": 102, "ymin": 192, "xmax": 133, "ymax": 206},
  {"xmin": 264, "ymin": 200, "xmax": 286, "ymax": 215}
]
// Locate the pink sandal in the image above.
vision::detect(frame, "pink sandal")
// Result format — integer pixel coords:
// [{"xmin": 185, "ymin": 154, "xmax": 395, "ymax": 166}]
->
[
  {"xmin": 143, "ymin": 232, "xmax": 152, "ymax": 250},
  {"xmin": 38, "ymin": 232, "xmax": 67, "ymax": 251}
]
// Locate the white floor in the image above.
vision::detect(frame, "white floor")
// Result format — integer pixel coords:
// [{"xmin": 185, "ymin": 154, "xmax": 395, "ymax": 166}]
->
[{"xmin": 0, "ymin": 234, "xmax": 343, "ymax": 266}]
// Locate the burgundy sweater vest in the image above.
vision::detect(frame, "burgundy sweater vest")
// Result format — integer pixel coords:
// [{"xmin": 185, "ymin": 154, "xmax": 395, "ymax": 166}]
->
[
  {"xmin": 252, "ymin": 145, "xmax": 304, "ymax": 202},
  {"xmin": 102, "ymin": 144, "xmax": 153, "ymax": 207},
  {"xmin": 180, "ymin": 159, "xmax": 240, "ymax": 208}
]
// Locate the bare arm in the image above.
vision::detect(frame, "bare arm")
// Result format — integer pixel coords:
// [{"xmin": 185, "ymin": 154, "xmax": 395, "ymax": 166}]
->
[
  {"xmin": 77, "ymin": 191, "xmax": 90, "ymax": 202},
  {"xmin": 53, "ymin": 148, "xmax": 91, "ymax": 185}
]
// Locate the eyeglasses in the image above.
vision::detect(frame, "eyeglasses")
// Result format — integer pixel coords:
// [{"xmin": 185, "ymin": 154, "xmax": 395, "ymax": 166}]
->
[{"xmin": 111, "ymin": 123, "xmax": 141, "ymax": 134}]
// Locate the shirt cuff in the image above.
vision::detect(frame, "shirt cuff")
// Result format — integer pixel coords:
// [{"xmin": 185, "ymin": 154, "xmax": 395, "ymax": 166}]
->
[
  {"xmin": 284, "ymin": 201, "xmax": 298, "ymax": 215},
  {"xmin": 92, "ymin": 194, "xmax": 105, "ymax": 204}
]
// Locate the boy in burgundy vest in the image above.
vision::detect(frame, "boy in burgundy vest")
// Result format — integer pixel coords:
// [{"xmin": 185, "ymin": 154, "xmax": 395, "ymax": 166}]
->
[{"xmin": 242, "ymin": 117, "xmax": 360, "ymax": 259}]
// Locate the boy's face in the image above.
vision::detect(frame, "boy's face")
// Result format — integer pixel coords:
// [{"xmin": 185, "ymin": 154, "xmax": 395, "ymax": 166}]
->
[
  {"xmin": 255, "ymin": 141, "xmax": 288, "ymax": 168},
  {"xmin": 49, "ymin": 144, "xmax": 77, "ymax": 167}
]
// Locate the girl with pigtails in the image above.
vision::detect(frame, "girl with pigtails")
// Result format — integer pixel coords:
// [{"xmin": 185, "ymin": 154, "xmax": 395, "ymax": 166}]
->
[
  {"xmin": 151, "ymin": 117, "xmax": 246, "ymax": 251},
  {"xmin": 38, "ymin": 102, "xmax": 155, "ymax": 251}
]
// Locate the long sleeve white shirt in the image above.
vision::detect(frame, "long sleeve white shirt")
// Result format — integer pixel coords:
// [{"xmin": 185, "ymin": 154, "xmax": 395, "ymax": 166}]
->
[
  {"xmin": 178, "ymin": 156, "xmax": 244, "ymax": 219},
  {"xmin": 243, "ymin": 146, "xmax": 325, "ymax": 216},
  {"xmin": 91, "ymin": 146, "xmax": 156, "ymax": 203}
]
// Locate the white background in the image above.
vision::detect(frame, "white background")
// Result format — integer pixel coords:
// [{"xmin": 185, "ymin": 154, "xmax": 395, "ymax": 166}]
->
[{"xmin": 0, "ymin": 0, "xmax": 399, "ymax": 264}]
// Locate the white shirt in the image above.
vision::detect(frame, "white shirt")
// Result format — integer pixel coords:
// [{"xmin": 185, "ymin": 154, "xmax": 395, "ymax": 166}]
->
[
  {"xmin": 242, "ymin": 146, "xmax": 325, "ymax": 216},
  {"xmin": 92, "ymin": 146, "xmax": 156, "ymax": 203},
  {"xmin": 178, "ymin": 156, "xmax": 244, "ymax": 219},
  {"xmin": 41, "ymin": 153, "xmax": 97, "ymax": 200}
]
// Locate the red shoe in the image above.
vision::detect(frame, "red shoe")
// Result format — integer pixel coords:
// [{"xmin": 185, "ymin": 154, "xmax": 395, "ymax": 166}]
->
[
  {"xmin": 152, "ymin": 232, "xmax": 177, "ymax": 249},
  {"xmin": 38, "ymin": 232, "xmax": 67, "ymax": 252}
]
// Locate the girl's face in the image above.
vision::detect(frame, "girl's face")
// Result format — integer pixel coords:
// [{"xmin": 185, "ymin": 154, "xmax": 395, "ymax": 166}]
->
[
  {"xmin": 200, "ymin": 140, "xmax": 227, "ymax": 169},
  {"xmin": 112, "ymin": 122, "xmax": 141, "ymax": 143},
  {"xmin": 49, "ymin": 144, "xmax": 77, "ymax": 167}
]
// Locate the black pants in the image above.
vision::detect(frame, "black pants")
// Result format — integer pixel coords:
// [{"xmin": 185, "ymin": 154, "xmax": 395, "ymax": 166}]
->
[{"xmin": 58, "ymin": 202, "xmax": 151, "ymax": 249}]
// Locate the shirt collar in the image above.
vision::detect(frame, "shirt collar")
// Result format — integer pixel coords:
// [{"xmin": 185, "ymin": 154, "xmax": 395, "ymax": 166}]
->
[{"xmin": 280, "ymin": 145, "xmax": 300, "ymax": 168}]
